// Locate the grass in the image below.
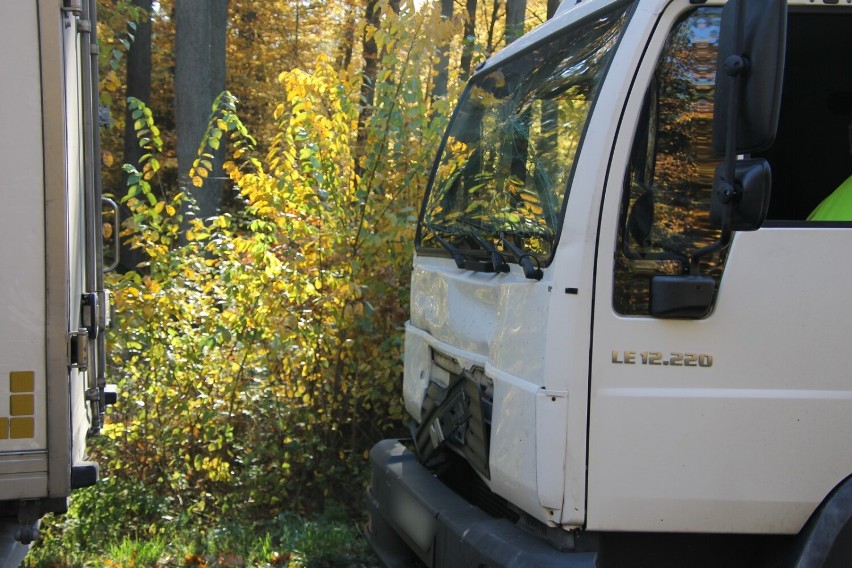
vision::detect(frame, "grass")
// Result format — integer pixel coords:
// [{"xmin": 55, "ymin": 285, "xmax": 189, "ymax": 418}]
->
[{"xmin": 24, "ymin": 511, "xmax": 380, "ymax": 567}]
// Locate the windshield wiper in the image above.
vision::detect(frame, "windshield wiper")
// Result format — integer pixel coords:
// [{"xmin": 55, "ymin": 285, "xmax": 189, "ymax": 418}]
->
[
  {"xmin": 432, "ymin": 233, "xmax": 468, "ymax": 269},
  {"xmin": 423, "ymin": 223, "xmax": 509, "ymax": 274},
  {"xmin": 455, "ymin": 217, "xmax": 546, "ymax": 279},
  {"xmin": 458, "ymin": 227, "xmax": 510, "ymax": 274},
  {"xmin": 501, "ymin": 233, "xmax": 544, "ymax": 280}
]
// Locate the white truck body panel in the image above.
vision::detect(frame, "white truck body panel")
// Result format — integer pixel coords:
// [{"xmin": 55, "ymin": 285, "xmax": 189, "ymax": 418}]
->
[
  {"xmin": 585, "ymin": 0, "xmax": 852, "ymax": 534},
  {"xmin": 408, "ymin": 259, "xmax": 554, "ymax": 519},
  {"xmin": 0, "ymin": 0, "xmax": 108, "ymax": 535},
  {"xmin": 372, "ymin": 0, "xmax": 852, "ymax": 565},
  {"xmin": 402, "ymin": 0, "xmax": 852, "ymax": 531},
  {"xmin": 1, "ymin": 0, "xmax": 52, "ymax": 463},
  {"xmin": 590, "ymin": 228, "xmax": 852, "ymax": 533}
]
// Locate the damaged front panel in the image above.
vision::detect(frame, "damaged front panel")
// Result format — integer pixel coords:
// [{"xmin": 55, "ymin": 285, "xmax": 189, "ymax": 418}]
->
[{"xmin": 413, "ymin": 350, "xmax": 493, "ymax": 481}]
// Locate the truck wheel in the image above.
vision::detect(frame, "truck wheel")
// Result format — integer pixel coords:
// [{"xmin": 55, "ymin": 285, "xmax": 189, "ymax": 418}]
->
[{"xmin": 791, "ymin": 475, "xmax": 852, "ymax": 568}]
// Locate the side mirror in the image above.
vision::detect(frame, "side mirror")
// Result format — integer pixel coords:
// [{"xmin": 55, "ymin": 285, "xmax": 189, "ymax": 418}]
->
[
  {"xmin": 651, "ymin": 275, "xmax": 716, "ymax": 319},
  {"xmin": 712, "ymin": 0, "xmax": 787, "ymax": 155},
  {"xmin": 710, "ymin": 158, "xmax": 771, "ymax": 231},
  {"xmin": 648, "ymin": 1, "xmax": 787, "ymax": 320}
]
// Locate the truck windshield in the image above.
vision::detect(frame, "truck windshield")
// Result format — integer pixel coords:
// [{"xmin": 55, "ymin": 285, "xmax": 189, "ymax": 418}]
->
[{"xmin": 419, "ymin": 4, "xmax": 630, "ymax": 266}]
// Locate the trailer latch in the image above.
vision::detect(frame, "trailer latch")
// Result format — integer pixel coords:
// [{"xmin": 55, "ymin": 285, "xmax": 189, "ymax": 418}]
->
[
  {"xmin": 81, "ymin": 293, "xmax": 99, "ymax": 339},
  {"xmin": 67, "ymin": 329, "xmax": 88, "ymax": 371}
]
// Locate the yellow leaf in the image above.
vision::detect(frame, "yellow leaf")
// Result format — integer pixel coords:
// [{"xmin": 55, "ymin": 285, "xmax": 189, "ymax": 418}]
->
[{"xmin": 192, "ymin": 176, "xmax": 204, "ymax": 188}]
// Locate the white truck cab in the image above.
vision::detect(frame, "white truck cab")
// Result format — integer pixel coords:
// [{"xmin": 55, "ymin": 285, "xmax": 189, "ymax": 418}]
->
[
  {"xmin": 367, "ymin": 1, "xmax": 852, "ymax": 566},
  {"xmin": 0, "ymin": 0, "xmax": 114, "ymax": 554}
]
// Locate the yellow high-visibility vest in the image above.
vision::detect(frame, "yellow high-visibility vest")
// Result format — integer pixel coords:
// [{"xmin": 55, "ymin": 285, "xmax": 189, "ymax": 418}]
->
[{"xmin": 808, "ymin": 175, "xmax": 852, "ymax": 221}]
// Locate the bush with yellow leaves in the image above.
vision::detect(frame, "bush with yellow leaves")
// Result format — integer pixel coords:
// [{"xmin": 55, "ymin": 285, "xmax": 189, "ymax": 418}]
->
[{"xmin": 96, "ymin": 0, "xmax": 461, "ymax": 534}]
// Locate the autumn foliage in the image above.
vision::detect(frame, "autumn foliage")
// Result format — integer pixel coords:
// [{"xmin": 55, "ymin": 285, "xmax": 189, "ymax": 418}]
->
[
  {"xmin": 87, "ymin": 2, "xmax": 462, "ymax": 537},
  {"xmin": 25, "ymin": 0, "xmax": 559, "ymax": 560}
]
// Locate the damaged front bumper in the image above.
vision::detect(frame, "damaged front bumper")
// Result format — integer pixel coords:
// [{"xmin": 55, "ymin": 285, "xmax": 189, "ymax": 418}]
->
[{"xmin": 365, "ymin": 439, "xmax": 598, "ymax": 568}]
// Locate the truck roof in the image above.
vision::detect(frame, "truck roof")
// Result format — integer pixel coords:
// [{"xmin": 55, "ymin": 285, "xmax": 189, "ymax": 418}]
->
[{"xmin": 476, "ymin": 0, "xmax": 850, "ymax": 78}]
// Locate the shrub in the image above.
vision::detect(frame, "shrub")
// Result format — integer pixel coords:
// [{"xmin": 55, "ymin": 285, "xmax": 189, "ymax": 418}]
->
[{"xmin": 29, "ymin": 1, "xmax": 460, "ymax": 561}]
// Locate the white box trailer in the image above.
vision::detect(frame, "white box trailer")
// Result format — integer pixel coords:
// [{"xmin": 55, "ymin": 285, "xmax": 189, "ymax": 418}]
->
[
  {"xmin": 0, "ymin": 0, "xmax": 113, "ymax": 553},
  {"xmin": 367, "ymin": 0, "xmax": 852, "ymax": 566}
]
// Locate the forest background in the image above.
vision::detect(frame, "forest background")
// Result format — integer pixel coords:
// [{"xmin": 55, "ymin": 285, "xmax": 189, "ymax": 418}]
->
[{"xmin": 27, "ymin": 0, "xmax": 559, "ymax": 565}]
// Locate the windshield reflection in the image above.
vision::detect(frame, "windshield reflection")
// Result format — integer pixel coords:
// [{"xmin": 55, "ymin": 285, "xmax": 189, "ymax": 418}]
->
[{"xmin": 419, "ymin": 5, "xmax": 630, "ymax": 266}]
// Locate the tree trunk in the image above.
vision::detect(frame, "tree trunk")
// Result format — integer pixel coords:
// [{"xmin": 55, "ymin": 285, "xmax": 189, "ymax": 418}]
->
[
  {"xmin": 175, "ymin": 0, "xmax": 228, "ymax": 225},
  {"xmin": 547, "ymin": 0, "xmax": 559, "ymax": 20},
  {"xmin": 459, "ymin": 0, "xmax": 478, "ymax": 79},
  {"xmin": 123, "ymin": 0, "xmax": 152, "ymax": 171},
  {"xmin": 337, "ymin": 2, "xmax": 356, "ymax": 71},
  {"xmin": 355, "ymin": 0, "xmax": 381, "ymax": 176},
  {"xmin": 432, "ymin": 0, "xmax": 454, "ymax": 100},
  {"xmin": 504, "ymin": 0, "xmax": 526, "ymax": 44},
  {"xmin": 485, "ymin": 0, "xmax": 500, "ymax": 54},
  {"xmin": 120, "ymin": 0, "xmax": 152, "ymax": 272}
]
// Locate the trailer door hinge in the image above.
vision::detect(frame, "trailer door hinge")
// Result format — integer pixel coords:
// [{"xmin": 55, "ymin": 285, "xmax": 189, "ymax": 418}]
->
[
  {"xmin": 62, "ymin": 0, "xmax": 82, "ymax": 14},
  {"xmin": 68, "ymin": 330, "xmax": 88, "ymax": 371}
]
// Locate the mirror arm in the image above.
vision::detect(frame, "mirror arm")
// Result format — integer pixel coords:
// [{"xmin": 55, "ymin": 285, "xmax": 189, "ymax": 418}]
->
[
  {"xmin": 687, "ymin": 227, "xmax": 732, "ymax": 276},
  {"xmin": 717, "ymin": 0, "xmax": 748, "ymax": 231}
]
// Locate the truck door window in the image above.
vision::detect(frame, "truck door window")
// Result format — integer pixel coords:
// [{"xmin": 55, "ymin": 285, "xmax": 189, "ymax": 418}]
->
[
  {"xmin": 759, "ymin": 12, "xmax": 852, "ymax": 221},
  {"xmin": 418, "ymin": 3, "xmax": 630, "ymax": 267},
  {"xmin": 614, "ymin": 8, "xmax": 726, "ymax": 316}
]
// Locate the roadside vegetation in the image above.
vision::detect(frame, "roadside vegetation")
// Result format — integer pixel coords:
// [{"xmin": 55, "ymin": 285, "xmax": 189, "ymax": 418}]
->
[
  {"xmin": 23, "ymin": 0, "xmax": 553, "ymax": 564},
  {"xmin": 27, "ymin": 482, "xmax": 377, "ymax": 566}
]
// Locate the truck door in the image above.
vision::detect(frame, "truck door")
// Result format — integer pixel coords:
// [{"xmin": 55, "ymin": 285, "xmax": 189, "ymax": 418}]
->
[{"xmin": 589, "ymin": 2, "xmax": 852, "ymax": 535}]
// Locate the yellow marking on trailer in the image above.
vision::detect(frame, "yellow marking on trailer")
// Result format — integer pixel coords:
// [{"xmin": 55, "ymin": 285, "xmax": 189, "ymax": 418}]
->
[
  {"xmin": 10, "ymin": 371, "xmax": 34, "ymax": 393},
  {"xmin": 10, "ymin": 418, "xmax": 33, "ymax": 439},
  {"xmin": 3, "ymin": 372, "xmax": 36, "ymax": 440},
  {"xmin": 10, "ymin": 395, "xmax": 33, "ymax": 416}
]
